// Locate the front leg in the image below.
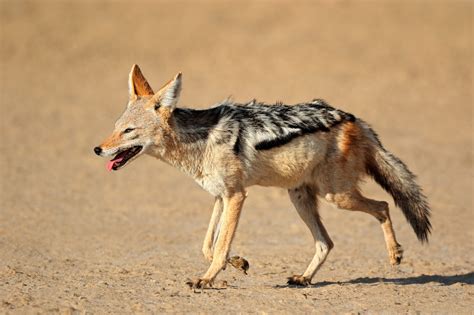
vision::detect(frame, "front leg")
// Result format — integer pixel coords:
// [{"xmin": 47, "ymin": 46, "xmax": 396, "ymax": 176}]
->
[
  {"xmin": 189, "ymin": 191, "xmax": 246, "ymax": 288},
  {"xmin": 202, "ymin": 197, "xmax": 223, "ymax": 262}
]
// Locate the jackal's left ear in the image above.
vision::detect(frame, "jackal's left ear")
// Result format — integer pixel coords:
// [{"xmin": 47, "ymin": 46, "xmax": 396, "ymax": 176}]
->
[
  {"xmin": 151, "ymin": 73, "xmax": 182, "ymax": 112},
  {"xmin": 128, "ymin": 64, "xmax": 154, "ymax": 100}
]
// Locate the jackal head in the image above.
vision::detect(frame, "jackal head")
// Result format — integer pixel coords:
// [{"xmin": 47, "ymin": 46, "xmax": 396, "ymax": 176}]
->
[{"xmin": 94, "ymin": 64, "xmax": 181, "ymax": 171}]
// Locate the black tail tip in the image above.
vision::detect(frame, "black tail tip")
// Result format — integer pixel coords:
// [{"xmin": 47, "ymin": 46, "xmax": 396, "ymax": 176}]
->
[
  {"xmin": 414, "ymin": 220, "xmax": 432, "ymax": 243},
  {"xmin": 417, "ymin": 234, "xmax": 430, "ymax": 243}
]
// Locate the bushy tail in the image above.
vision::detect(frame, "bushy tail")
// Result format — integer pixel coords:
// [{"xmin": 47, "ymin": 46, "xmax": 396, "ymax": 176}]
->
[{"xmin": 364, "ymin": 128, "xmax": 432, "ymax": 242}]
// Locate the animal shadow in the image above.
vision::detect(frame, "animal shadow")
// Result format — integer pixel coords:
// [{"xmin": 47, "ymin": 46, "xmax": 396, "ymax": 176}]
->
[{"xmin": 276, "ymin": 272, "xmax": 474, "ymax": 288}]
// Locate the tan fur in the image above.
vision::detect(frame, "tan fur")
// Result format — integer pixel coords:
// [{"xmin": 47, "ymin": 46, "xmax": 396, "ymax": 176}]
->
[
  {"xmin": 202, "ymin": 198, "xmax": 223, "ymax": 262},
  {"xmin": 249, "ymin": 132, "xmax": 331, "ymax": 188},
  {"xmin": 287, "ymin": 185, "xmax": 333, "ymax": 285},
  {"xmin": 325, "ymin": 190, "xmax": 403, "ymax": 265},
  {"xmin": 200, "ymin": 191, "xmax": 246, "ymax": 284},
  {"xmin": 100, "ymin": 131, "xmax": 122, "ymax": 150}
]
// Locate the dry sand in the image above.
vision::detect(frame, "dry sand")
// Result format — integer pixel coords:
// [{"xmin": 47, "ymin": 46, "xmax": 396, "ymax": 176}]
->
[{"xmin": 0, "ymin": 1, "xmax": 472, "ymax": 313}]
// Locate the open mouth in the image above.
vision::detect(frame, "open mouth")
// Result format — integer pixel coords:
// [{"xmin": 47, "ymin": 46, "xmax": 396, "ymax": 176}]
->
[{"xmin": 106, "ymin": 146, "xmax": 143, "ymax": 171}]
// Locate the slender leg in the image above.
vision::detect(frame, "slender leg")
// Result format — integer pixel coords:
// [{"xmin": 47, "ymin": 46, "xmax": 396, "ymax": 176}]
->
[
  {"xmin": 326, "ymin": 190, "xmax": 403, "ymax": 265},
  {"xmin": 202, "ymin": 198, "xmax": 223, "ymax": 262},
  {"xmin": 287, "ymin": 185, "xmax": 333, "ymax": 286},
  {"xmin": 188, "ymin": 191, "xmax": 246, "ymax": 288},
  {"xmin": 202, "ymin": 197, "xmax": 250, "ymax": 275}
]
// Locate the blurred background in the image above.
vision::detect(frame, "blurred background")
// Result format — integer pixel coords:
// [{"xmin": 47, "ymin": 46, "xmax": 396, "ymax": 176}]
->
[{"xmin": 0, "ymin": 1, "xmax": 472, "ymax": 313}]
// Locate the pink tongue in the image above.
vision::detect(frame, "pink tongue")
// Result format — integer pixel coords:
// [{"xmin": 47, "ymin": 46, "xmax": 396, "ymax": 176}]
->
[{"xmin": 106, "ymin": 158, "xmax": 123, "ymax": 171}]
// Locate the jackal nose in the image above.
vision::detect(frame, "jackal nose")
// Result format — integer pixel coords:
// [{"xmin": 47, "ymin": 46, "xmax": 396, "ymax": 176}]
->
[{"xmin": 94, "ymin": 146, "xmax": 102, "ymax": 156}]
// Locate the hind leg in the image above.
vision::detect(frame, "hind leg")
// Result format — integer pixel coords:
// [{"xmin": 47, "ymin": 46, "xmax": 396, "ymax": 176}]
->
[
  {"xmin": 287, "ymin": 185, "xmax": 334, "ymax": 286},
  {"xmin": 326, "ymin": 190, "xmax": 403, "ymax": 265}
]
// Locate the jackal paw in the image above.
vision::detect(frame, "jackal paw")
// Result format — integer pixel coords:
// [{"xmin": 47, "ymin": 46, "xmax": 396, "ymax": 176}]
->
[
  {"xmin": 227, "ymin": 256, "xmax": 250, "ymax": 275},
  {"xmin": 389, "ymin": 244, "xmax": 404, "ymax": 265},
  {"xmin": 186, "ymin": 278, "xmax": 213, "ymax": 289},
  {"xmin": 287, "ymin": 274, "xmax": 310, "ymax": 286}
]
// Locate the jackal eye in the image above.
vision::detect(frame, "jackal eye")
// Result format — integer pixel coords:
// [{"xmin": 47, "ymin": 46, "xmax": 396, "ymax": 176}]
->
[{"xmin": 123, "ymin": 128, "xmax": 135, "ymax": 134}]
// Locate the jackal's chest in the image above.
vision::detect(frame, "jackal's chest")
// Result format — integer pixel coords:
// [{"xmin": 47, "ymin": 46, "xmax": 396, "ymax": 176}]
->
[{"xmin": 194, "ymin": 174, "xmax": 227, "ymax": 197}]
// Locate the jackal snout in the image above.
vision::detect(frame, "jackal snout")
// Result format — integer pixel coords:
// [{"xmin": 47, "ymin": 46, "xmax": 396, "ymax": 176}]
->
[{"xmin": 93, "ymin": 146, "xmax": 102, "ymax": 156}]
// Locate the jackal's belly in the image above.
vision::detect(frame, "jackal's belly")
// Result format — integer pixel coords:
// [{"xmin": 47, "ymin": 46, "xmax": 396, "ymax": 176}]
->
[{"xmin": 246, "ymin": 134, "xmax": 329, "ymax": 188}]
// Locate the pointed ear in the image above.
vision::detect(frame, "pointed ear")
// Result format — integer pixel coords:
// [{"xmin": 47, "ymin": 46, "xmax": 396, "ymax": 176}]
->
[
  {"xmin": 128, "ymin": 64, "xmax": 154, "ymax": 100},
  {"xmin": 151, "ymin": 73, "xmax": 182, "ymax": 111}
]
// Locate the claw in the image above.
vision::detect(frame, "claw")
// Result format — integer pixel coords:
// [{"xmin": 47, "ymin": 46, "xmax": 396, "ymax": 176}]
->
[
  {"xmin": 287, "ymin": 274, "xmax": 310, "ymax": 286},
  {"xmin": 186, "ymin": 278, "xmax": 213, "ymax": 289},
  {"xmin": 227, "ymin": 256, "xmax": 250, "ymax": 275}
]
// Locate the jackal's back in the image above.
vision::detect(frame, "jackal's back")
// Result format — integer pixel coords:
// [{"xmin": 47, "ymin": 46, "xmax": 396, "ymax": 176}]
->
[
  {"xmin": 204, "ymin": 99, "xmax": 355, "ymax": 154},
  {"xmin": 194, "ymin": 99, "xmax": 357, "ymax": 187}
]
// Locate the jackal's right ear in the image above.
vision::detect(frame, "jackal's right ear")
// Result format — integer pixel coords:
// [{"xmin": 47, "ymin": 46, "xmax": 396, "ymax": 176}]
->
[
  {"xmin": 151, "ymin": 72, "xmax": 182, "ymax": 112},
  {"xmin": 128, "ymin": 64, "xmax": 154, "ymax": 100}
]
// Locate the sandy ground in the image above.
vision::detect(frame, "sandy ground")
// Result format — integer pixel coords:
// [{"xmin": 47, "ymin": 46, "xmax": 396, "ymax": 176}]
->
[{"xmin": 0, "ymin": 1, "xmax": 473, "ymax": 313}]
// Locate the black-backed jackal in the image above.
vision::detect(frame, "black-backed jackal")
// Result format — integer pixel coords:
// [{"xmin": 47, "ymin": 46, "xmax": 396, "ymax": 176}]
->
[{"xmin": 94, "ymin": 65, "xmax": 431, "ymax": 288}]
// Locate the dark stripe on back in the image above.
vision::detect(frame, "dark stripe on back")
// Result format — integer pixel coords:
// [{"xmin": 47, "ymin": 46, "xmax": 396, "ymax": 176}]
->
[
  {"xmin": 255, "ymin": 131, "xmax": 303, "ymax": 150},
  {"xmin": 255, "ymin": 124, "xmax": 332, "ymax": 151},
  {"xmin": 233, "ymin": 127, "xmax": 243, "ymax": 155},
  {"xmin": 173, "ymin": 107, "xmax": 222, "ymax": 143}
]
